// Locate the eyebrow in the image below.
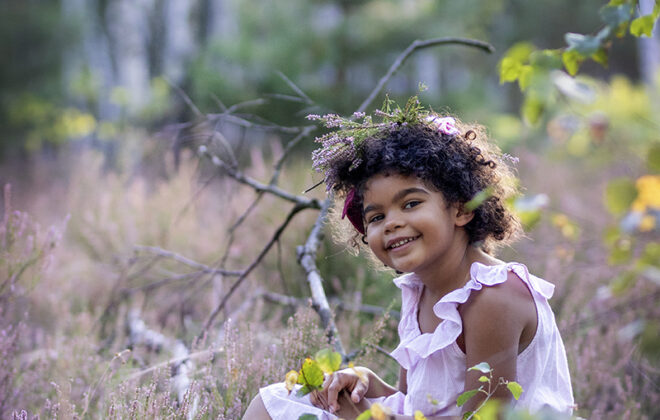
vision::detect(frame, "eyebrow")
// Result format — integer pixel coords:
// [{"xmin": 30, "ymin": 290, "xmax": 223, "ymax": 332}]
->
[{"xmin": 363, "ymin": 187, "xmax": 430, "ymax": 215}]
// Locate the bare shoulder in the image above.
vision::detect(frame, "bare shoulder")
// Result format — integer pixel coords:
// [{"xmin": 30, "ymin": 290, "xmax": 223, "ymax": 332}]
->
[{"xmin": 460, "ymin": 268, "xmax": 536, "ymax": 332}]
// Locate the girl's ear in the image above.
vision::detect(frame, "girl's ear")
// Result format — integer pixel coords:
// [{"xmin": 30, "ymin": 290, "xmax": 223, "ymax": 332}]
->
[{"xmin": 454, "ymin": 204, "xmax": 475, "ymax": 227}]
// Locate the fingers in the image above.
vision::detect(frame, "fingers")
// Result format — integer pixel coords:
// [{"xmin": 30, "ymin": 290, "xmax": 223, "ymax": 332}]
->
[
  {"xmin": 351, "ymin": 378, "xmax": 368, "ymax": 403},
  {"xmin": 326, "ymin": 373, "xmax": 343, "ymax": 413}
]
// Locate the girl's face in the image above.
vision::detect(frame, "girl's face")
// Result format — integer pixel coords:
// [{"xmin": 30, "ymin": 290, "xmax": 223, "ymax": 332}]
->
[{"xmin": 362, "ymin": 173, "xmax": 473, "ymax": 277}]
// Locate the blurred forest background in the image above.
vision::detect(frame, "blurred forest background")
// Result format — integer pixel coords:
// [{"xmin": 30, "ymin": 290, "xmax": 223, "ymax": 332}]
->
[{"xmin": 1, "ymin": 0, "xmax": 659, "ymax": 419}]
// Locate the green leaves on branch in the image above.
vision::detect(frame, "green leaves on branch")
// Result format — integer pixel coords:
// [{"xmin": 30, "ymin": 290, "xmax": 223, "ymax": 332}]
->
[
  {"xmin": 457, "ymin": 362, "xmax": 524, "ymax": 418},
  {"xmin": 506, "ymin": 382, "xmax": 523, "ymax": 400},
  {"xmin": 498, "ymin": 0, "xmax": 659, "ymax": 123},
  {"xmin": 630, "ymin": 1, "xmax": 660, "ymax": 37},
  {"xmin": 457, "ymin": 389, "xmax": 479, "ymax": 407},
  {"xmin": 631, "ymin": 15, "xmax": 656, "ymax": 36}
]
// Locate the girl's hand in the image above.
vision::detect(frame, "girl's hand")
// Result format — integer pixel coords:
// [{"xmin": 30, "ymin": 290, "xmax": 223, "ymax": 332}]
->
[{"xmin": 310, "ymin": 366, "xmax": 370, "ymax": 414}]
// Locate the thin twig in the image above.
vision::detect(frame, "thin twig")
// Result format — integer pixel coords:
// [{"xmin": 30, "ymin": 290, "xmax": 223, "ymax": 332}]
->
[
  {"xmin": 134, "ymin": 245, "xmax": 243, "ymax": 276},
  {"xmin": 120, "ymin": 270, "xmax": 209, "ymax": 295},
  {"xmin": 228, "ymin": 125, "xmax": 316, "ymax": 233},
  {"xmin": 356, "ymin": 37, "xmax": 495, "ymax": 113},
  {"xmin": 200, "ymin": 203, "xmax": 308, "ymax": 335},
  {"xmin": 165, "ymin": 77, "xmax": 204, "ymax": 119},
  {"xmin": 199, "ymin": 146, "xmax": 321, "ymax": 209},
  {"xmin": 256, "ymin": 291, "xmax": 400, "ymax": 319},
  {"xmin": 276, "ymin": 70, "xmax": 314, "ymax": 105},
  {"xmin": 208, "ymin": 113, "xmax": 311, "ymax": 134}
]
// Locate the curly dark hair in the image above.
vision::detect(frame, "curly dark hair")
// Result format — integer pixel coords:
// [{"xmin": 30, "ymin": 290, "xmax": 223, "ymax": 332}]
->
[{"xmin": 327, "ymin": 119, "xmax": 521, "ymax": 254}]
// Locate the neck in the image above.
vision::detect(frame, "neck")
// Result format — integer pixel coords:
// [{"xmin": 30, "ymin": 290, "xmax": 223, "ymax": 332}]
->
[{"xmin": 414, "ymin": 234, "xmax": 484, "ymax": 300}]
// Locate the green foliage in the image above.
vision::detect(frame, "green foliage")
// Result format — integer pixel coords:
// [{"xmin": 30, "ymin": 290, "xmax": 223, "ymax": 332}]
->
[
  {"xmin": 293, "ymin": 348, "xmax": 342, "ymax": 397},
  {"xmin": 356, "ymin": 409, "xmax": 373, "ymax": 420},
  {"xmin": 498, "ymin": 0, "xmax": 655, "ymax": 124},
  {"xmin": 648, "ymin": 144, "xmax": 660, "ymax": 172},
  {"xmin": 465, "ymin": 187, "xmax": 495, "ymax": 212},
  {"xmin": 315, "ymin": 348, "xmax": 342, "ymax": 374},
  {"xmin": 298, "ymin": 414, "xmax": 319, "ymax": 420},
  {"xmin": 457, "ymin": 389, "xmax": 479, "ymax": 407},
  {"xmin": 458, "ymin": 362, "xmax": 524, "ymax": 419},
  {"xmin": 605, "ymin": 178, "xmax": 637, "ymax": 216},
  {"xmin": 630, "ymin": 14, "xmax": 657, "ymax": 36},
  {"xmin": 296, "ymin": 358, "xmax": 325, "ymax": 396},
  {"xmin": 506, "ymin": 382, "xmax": 523, "ymax": 400},
  {"xmin": 468, "ymin": 362, "xmax": 492, "ymax": 374}
]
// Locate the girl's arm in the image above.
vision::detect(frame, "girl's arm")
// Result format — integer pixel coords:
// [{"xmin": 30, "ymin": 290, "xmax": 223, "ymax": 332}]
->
[
  {"xmin": 379, "ymin": 274, "xmax": 535, "ymax": 420},
  {"xmin": 458, "ymin": 271, "xmax": 537, "ymax": 413},
  {"xmin": 398, "ymin": 366, "xmax": 408, "ymax": 394}
]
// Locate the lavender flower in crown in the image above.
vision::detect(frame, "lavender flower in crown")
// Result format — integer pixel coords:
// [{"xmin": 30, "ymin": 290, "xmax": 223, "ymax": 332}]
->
[{"xmin": 308, "ymin": 95, "xmax": 462, "ymax": 192}]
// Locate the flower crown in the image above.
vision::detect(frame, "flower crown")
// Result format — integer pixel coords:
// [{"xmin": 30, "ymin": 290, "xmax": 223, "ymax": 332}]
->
[{"xmin": 308, "ymin": 96, "xmax": 461, "ymax": 234}]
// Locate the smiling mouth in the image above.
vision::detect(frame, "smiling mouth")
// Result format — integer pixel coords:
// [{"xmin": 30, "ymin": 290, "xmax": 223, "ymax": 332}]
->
[{"xmin": 387, "ymin": 236, "xmax": 420, "ymax": 250}]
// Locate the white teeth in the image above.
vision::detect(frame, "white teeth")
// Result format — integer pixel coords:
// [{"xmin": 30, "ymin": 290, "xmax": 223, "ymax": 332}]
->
[{"xmin": 390, "ymin": 237, "xmax": 415, "ymax": 249}]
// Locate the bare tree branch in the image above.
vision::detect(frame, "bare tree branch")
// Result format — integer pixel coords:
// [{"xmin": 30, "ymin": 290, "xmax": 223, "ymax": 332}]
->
[
  {"xmin": 134, "ymin": 245, "xmax": 243, "ymax": 277},
  {"xmin": 199, "ymin": 145, "xmax": 322, "ymax": 209},
  {"xmin": 228, "ymin": 125, "xmax": 317, "ymax": 233},
  {"xmin": 126, "ymin": 310, "xmax": 198, "ymax": 412},
  {"xmin": 260, "ymin": 291, "xmax": 401, "ymax": 320},
  {"xmin": 276, "ymin": 70, "xmax": 314, "ymax": 105},
  {"xmin": 120, "ymin": 270, "xmax": 209, "ymax": 295},
  {"xmin": 357, "ymin": 37, "xmax": 495, "ymax": 113},
  {"xmin": 296, "ymin": 196, "xmax": 347, "ymax": 357},
  {"xmin": 165, "ymin": 77, "xmax": 204, "ymax": 119},
  {"xmin": 200, "ymin": 203, "xmax": 308, "ymax": 336}
]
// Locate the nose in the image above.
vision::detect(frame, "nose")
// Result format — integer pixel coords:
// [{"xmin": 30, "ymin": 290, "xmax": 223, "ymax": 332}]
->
[{"xmin": 384, "ymin": 213, "xmax": 404, "ymax": 234}]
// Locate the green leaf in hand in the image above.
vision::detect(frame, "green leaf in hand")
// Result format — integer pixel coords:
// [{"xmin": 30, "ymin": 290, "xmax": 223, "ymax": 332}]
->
[
  {"xmin": 356, "ymin": 409, "xmax": 373, "ymax": 420},
  {"xmin": 296, "ymin": 358, "xmax": 325, "ymax": 396},
  {"xmin": 315, "ymin": 348, "xmax": 342, "ymax": 374}
]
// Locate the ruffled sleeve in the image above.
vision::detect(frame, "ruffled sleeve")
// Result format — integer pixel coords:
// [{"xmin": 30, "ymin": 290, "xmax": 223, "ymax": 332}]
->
[{"xmin": 390, "ymin": 262, "xmax": 556, "ymax": 370}]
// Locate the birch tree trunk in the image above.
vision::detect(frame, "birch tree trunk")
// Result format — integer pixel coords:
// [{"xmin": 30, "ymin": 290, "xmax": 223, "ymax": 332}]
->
[
  {"xmin": 161, "ymin": 0, "xmax": 197, "ymax": 84},
  {"xmin": 637, "ymin": 0, "xmax": 660, "ymax": 89},
  {"xmin": 105, "ymin": 0, "xmax": 154, "ymax": 112},
  {"xmin": 203, "ymin": 0, "xmax": 239, "ymax": 42}
]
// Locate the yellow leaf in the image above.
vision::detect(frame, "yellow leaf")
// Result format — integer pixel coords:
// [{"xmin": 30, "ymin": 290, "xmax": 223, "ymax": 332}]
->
[
  {"xmin": 414, "ymin": 410, "xmax": 428, "ymax": 420},
  {"xmin": 562, "ymin": 50, "xmax": 583, "ymax": 76},
  {"xmin": 499, "ymin": 57, "xmax": 521, "ymax": 84},
  {"xmin": 632, "ymin": 175, "xmax": 660, "ymax": 212},
  {"xmin": 518, "ymin": 65, "xmax": 533, "ymax": 91},
  {"xmin": 285, "ymin": 370, "xmax": 299, "ymax": 394},
  {"xmin": 639, "ymin": 214, "xmax": 656, "ymax": 232},
  {"xmin": 370, "ymin": 403, "xmax": 391, "ymax": 420}
]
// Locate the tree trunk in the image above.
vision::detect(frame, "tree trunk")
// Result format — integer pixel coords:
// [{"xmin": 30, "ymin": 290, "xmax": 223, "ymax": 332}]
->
[
  {"xmin": 161, "ymin": 0, "xmax": 197, "ymax": 84},
  {"xmin": 105, "ymin": 0, "xmax": 154, "ymax": 112},
  {"xmin": 637, "ymin": 0, "xmax": 660, "ymax": 89}
]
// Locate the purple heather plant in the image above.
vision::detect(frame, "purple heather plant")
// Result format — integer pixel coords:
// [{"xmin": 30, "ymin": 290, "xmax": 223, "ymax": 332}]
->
[{"xmin": 309, "ymin": 96, "xmax": 437, "ymax": 192}]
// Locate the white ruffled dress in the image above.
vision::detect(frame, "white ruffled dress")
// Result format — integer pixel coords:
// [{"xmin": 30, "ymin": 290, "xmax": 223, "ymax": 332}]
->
[{"xmin": 259, "ymin": 262, "xmax": 574, "ymax": 419}]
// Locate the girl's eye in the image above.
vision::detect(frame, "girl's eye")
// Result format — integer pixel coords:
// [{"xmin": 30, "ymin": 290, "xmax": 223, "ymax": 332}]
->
[
  {"xmin": 404, "ymin": 200, "xmax": 421, "ymax": 209},
  {"xmin": 367, "ymin": 214, "xmax": 383, "ymax": 224}
]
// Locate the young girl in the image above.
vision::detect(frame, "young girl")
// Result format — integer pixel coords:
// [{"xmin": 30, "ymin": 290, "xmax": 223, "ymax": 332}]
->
[{"xmin": 244, "ymin": 98, "xmax": 574, "ymax": 419}]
